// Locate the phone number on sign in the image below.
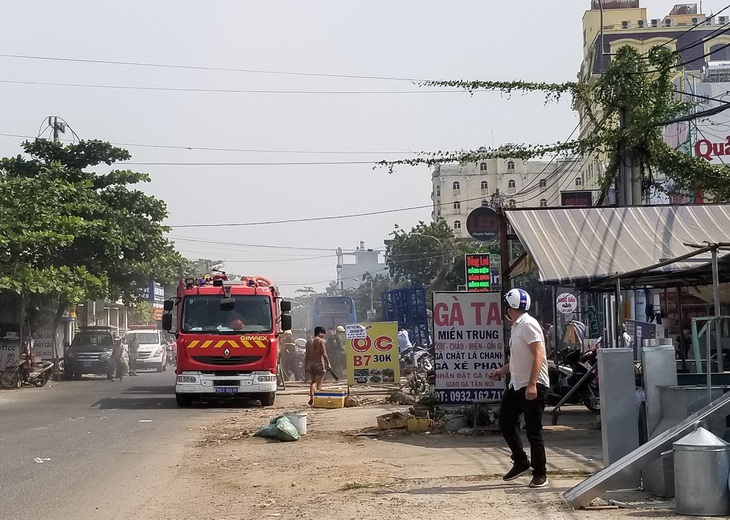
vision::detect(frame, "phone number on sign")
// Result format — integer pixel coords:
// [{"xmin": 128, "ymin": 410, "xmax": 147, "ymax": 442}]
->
[{"xmin": 435, "ymin": 389, "xmax": 503, "ymax": 403}]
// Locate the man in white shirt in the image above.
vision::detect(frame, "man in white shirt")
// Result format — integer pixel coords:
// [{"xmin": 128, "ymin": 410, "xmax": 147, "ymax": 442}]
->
[
  {"xmin": 397, "ymin": 326, "xmax": 413, "ymax": 354},
  {"xmin": 488, "ymin": 288, "xmax": 550, "ymax": 488}
]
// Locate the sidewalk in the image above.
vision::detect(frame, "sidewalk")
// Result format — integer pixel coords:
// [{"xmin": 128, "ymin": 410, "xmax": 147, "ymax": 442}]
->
[
  {"xmin": 307, "ymin": 400, "xmax": 603, "ymax": 479},
  {"xmin": 148, "ymin": 394, "xmax": 677, "ymax": 520}
]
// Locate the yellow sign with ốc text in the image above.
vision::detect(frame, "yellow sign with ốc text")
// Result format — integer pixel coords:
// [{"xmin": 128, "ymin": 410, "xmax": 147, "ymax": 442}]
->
[{"xmin": 346, "ymin": 321, "xmax": 399, "ymax": 386}]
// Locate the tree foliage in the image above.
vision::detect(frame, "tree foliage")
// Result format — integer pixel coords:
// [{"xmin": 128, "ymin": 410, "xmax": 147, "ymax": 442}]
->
[
  {"xmin": 0, "ymin": 138, "xmax": 183, "ymax": 336},
  {"xmin": 386, "ymin": 46, "xmax": 730, "ymax": 200},
  {"xmin": 386, "ymin": 219, "xmax": 498, "ymax": 293}
]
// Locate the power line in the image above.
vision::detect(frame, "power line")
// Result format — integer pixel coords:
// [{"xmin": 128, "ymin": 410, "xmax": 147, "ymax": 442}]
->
[
  {"xmin": 670, "ymin": 41, "xmax": 730, "ymax": 71},
  {"xmin": 277, "ymin": 266, "xmax": 391, "ymax": 287},
  {"xmin": 510, "ymin": 123, "xmax": 580, "ymax": 198},
  {"xmin": 668, "ymin": 16, "xmax": 730, "ymax": 57},
  {"xmin": 0, "ymin": 132, "xmax": 415, "ymax": 155},
  {"xmin": 168, "ymin": 236, "xmax": 343, "ymax": 252},
  {"xmin": 169, "ymin": 186, "xmax": 524, "ymax": 228},
  {"xmin": 0, "ymin": 78, "xmax": 465, "ymax": 95},
  {"xmin": 169, "ymin": 203, "xmax": 431, "ymax": 228},
  {"xmin": 657, "ymin": 6, "xmax": 730, "ymax": 55},
  {"xmin": 546, "ymin": 159, "xmax": 583, "ymax": 206},
  {"xmin": 0, "ymin": 53, "xmax": 427, "ymax": 83},
  {"xmin": 125, "ymin": 160, "xmax": 378, "ymax": 166},
  {"xmin": 189, "ymin": 254, "xmax": 333, "ymax": 263}
]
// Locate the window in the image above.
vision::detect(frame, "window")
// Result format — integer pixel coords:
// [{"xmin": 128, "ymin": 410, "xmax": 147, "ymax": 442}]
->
[
  {"xmin": 481, "ymin": 180, "xmax": 488, "ymax": 190},
  {"xmin": 480, "ymin": 162, "xmax": 487, "ymax": 171},
  {"xmin": 452, "ymin": 181, "xmax": 460, "ymax": 190},
  {"xmin": 437, "ymin": 208, "xmax": 441, "ymax": 216},
  {"xmin": 508, "ymin": 199, "xmax": 516, "ymax": 208},
  {"xmin": 575, "ymin": 177, "xmax": 583, "ymax": 187},
  {"xmin": 454, "ymin": 220, "xmax": 462, "ymax": 229},
  {"xmin": 709, "ymin": 44, "xmax": 730, "ymax": 61},
  {"xmin": 508, "ymin": 179, "xmax": 516, "ymax": 188},
  {"xmin": 453, "ymin": 201, "xmax": 461, "ymax": 210},
  {"xmin": 436, "ymin": 185, "xmax": 441, "ymax": 196},
  {"xmin": 539, "ymin": 199, "xmax": 548, "ymax": 207},
  {"xmin": 539, "ymin": 179, "xmax": 547, "ymax": 188},
  {"xmin": 507, "ymin": 161, "xmax": 515, "ymax": 171}
]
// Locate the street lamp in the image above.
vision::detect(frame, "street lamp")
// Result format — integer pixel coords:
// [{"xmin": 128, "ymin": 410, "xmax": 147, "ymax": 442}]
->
[{"xmin": 360, "ymin": 273, "xmax": 376, "ymax": 321}]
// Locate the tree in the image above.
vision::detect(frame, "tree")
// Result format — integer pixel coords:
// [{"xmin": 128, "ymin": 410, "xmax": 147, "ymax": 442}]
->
[
  {"xmin": 382, "ymin": 46, "xmax": 730, "ymax": 201},
  {"xmin": 386, "ymin": 219, "xmax": 497, "ymax": 293},
  {"xmin": 163, "ymin": 258, "xmax": 225, "ymax": 296},
  {"xmin": 0, "ymin": 139, "xmax": 182, "ymax": 345}
]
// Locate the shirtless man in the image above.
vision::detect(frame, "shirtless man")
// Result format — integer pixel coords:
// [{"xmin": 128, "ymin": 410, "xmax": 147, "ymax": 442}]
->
[{"xmin": 305, "ymin": 326, "xmax": 331, "ymax": 406}]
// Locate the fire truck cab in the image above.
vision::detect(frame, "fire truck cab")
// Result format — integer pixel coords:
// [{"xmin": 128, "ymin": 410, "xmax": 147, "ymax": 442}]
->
[{"xmin": 163, "ymin": 273, "xmax": 292, "ymax": 407}]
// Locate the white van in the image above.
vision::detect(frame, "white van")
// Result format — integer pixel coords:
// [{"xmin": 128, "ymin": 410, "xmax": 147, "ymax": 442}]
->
[{"xmin": 124, "ymin": 329, "xmax": 168, "ymax": 372}]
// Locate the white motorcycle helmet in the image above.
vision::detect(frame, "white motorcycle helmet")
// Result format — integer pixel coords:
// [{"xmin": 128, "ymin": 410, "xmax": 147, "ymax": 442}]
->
[{"xmin": 504, "ymin": 288, "xmax": 531, "ymax": 311}]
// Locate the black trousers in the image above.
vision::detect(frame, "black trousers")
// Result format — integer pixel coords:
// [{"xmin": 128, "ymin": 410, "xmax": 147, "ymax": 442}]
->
[{"xmin": 498, "ymin": 383, "xmax": 548, "ymax": 476}]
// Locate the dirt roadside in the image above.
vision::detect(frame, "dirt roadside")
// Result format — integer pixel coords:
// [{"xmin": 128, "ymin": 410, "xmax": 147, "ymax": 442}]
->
[{"xmin": 142, "ymin": 392, "xmax": 676, "ymax": 520}]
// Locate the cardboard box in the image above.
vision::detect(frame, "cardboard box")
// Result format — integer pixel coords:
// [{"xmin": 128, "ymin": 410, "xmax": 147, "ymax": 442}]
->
[
  {"xmin": 313, "ymin": 390, "xmax": 347, "ymax": 409},
  {"xmin": 407, "ymin": 417, "xmax": 430, "ymax": 433},
  {"xmin": 377, "ymin": 413, "xmax": 408, "ymax": 429}
]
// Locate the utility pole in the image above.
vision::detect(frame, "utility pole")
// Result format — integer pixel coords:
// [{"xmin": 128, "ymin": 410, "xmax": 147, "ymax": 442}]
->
[
  {"xmin": 49, "ymin": 116, "xmax": 66, "ymax": 142},
  {"xmin": 336, "ymin": 248, "xmax": 344, "ymax": 295}
]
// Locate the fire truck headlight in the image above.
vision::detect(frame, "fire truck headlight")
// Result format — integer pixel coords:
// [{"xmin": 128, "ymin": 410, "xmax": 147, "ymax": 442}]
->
[
  {"xmin": 177, "ymin": 375, "xmax": 198, "ymax": 384},
  {"xmin": 256, "ymin": 375, "xmax": 276, "ymax": 383}
]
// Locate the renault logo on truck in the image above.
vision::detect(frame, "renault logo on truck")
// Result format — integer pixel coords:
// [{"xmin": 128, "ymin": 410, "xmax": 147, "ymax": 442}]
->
[{"xmin": 223, "ymin": 348, "xmax": 231, "ymax": 358}]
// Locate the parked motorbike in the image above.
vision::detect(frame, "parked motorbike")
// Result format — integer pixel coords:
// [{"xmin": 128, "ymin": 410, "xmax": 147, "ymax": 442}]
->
[
  {"xmin": 0, "ymin": 359, "xmax": 54, "ymax": 388},
  {"xmin": 547, "ymin": 345, "xmax": 599, "ymax": 413},
  {"xmin": 399, "ymin": 344, "xmax": 434, "ymax": 373},
  {"xmin": 399, "ymin": 343, "xmax": 435, "ymax": 396}
]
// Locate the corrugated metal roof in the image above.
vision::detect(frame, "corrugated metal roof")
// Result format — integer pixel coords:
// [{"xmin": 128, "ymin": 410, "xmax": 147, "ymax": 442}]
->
[{"xmin": 506, "ymin": 204, "xmax": 730, "ymax": 286}]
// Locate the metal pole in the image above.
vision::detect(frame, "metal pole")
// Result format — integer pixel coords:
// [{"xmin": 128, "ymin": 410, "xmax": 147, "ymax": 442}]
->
[
  {"xmin": 552, "ymin": 285, "xmax": 558, "ymax": 365},
  {"xmin": 678, "ymin": 287, "xmax": 687, "ymax": 371},
  {"xmin": 707, "ymin": 319, "xmax": 712, "ymax": 403},
  {"xmin": 616, "ymin": 278, "xmax": 622, "ymax": 348},
  {"xmin": 712, "ymin": 247, "xmax": 722, "ymax": 371}
]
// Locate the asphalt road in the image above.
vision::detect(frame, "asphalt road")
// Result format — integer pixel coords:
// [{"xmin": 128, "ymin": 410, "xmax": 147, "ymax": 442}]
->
[{"xmin": 0, "ymin": 368, "xmax": 236, "ymax": 519}]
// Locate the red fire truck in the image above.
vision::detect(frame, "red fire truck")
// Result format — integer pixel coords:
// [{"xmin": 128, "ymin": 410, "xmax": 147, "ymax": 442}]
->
[{"xmin": 162, "ymin": 273, "xmax": 291, "ymax": 407}]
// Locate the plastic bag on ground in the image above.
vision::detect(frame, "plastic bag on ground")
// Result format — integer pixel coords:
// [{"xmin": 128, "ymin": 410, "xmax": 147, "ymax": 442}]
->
[
  {"xmin": 269, "ymin": 414, "xmax": 287, "ymax": 425},
  {"xmin": 275, "ymin": 417, "xmax": 300, "ymax": 442},
  {"xmin": 253, "ymin": 423, "xmax": 279, "ymax": 439}
]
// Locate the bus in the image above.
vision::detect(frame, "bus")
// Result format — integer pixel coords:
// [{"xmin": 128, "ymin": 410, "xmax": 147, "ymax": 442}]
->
[{"xmin": 312, "ymin": 297, "xmax": 357, "ymax": 331}]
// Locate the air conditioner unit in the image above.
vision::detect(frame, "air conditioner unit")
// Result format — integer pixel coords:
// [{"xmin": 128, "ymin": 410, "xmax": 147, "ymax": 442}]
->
[
  {"xmin": 637, "ymin": 20, "xmax": 646, "ymax": 28},
  {"xmin": 621, "ymin": 20, "xmax": 630, "ymax": 29},
  {"xmin": 651, "ymin": 18, "xmax": 660, "ymax": 27},
  {"xmin": 692, "ymin": 17, "xmax": 699, "ymax": 25},
  {"xmin": 719, "ymin": 15, "xmax": 729, "ymax": 24},
  {"xmin": 664, "ymin": 18, "xmax": 674, "ymax": 27},
  {"xmin": 705, "ymin": 16, "xmax": 714, "ymax": 25}
]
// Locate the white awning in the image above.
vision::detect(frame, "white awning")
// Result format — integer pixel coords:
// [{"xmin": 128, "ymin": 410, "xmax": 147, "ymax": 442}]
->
[{"xmin": 506, "ymin": 204, "xmax": 730, "ymax": 286}]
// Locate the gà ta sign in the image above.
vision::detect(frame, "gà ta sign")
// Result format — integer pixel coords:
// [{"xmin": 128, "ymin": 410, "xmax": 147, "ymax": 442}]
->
[{"xmin": 466, "ymin": 206, "xmax": 500, "ymax": 242}]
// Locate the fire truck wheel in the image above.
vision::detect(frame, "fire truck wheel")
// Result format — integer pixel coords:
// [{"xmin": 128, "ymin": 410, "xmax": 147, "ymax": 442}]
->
[
  {"xmin": 176, "ymin": 394, "xmax": 193, "ymax": 407},
  {"xmin": 260, "ymin": 392, "xmax": 276, "ymax": 407}
]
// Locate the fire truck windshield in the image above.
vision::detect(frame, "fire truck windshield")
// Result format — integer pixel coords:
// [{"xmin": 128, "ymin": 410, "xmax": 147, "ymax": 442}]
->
[{"xmin": 181, "ymin": 295, "xmax": 273, "ymax": 334}]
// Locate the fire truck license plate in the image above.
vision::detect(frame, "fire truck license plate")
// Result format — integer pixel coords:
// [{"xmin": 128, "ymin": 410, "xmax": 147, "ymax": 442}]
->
[{"xmin": 215, "ymin": 387, "xmax": 239, "ymax": 394}]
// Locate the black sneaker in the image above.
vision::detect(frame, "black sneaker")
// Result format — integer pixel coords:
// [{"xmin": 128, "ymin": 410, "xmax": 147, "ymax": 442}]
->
[
  {"xmin": 503, "ymin": 460, "xmax": 531, "ymax": 481},
  {"xmin": 529, "ymin": 474, "xmax": 548, "ymax": 488}
]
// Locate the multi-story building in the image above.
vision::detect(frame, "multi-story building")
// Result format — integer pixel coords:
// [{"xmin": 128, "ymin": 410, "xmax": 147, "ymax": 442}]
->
[
  {"xmin": 431, "ymin": 156, "xmax": 580, "ymax": 237},
  {"xmin": 578, "ymin": 1, "xmax": 729, "ymax": 192},
  {"xmin": 338, "ymin": 242, "xmax": 386, "ymax": 291}
]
